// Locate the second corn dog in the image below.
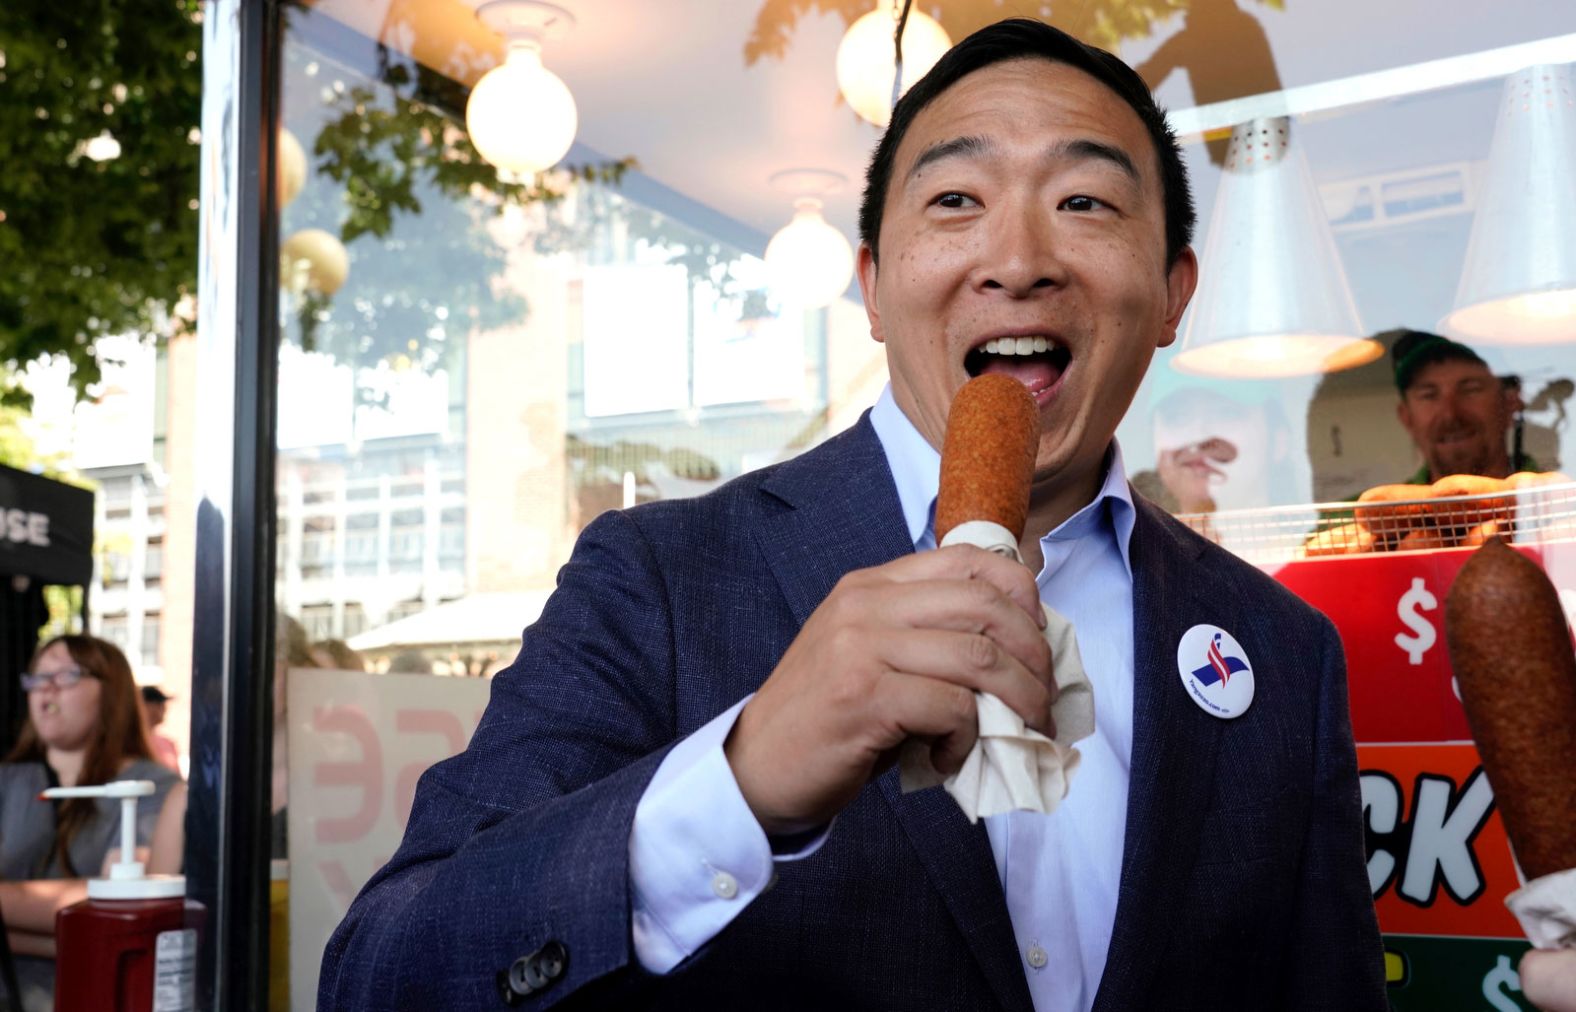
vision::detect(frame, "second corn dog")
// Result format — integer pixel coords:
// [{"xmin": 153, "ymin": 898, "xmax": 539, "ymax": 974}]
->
[{"xmin": 1445, "ymin": 539, "xmax": 1576, "ymax": 881}]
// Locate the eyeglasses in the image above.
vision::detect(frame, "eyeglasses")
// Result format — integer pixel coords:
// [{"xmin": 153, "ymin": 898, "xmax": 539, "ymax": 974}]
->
[{"xmin": 21, "ymin": 667, "xmax": 88, "ymax": 692}]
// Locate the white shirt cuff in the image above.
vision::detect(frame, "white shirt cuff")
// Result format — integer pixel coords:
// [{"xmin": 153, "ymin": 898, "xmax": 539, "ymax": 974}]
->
[{"xmin": 628, "ymin": 695, "xmax": 830, "ymax": 973}]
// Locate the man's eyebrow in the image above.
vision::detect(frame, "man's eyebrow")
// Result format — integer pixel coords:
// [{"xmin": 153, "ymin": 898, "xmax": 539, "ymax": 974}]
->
[
  {"xmin": 1050, "ymin": 138, "xmax": 1140, "ymax": 183},
  {"xmin": 904, "ymin": 135, "xmax": 1143, "ymax": 185},
  {"xmin": 904, "ymin": 135, "xmax": 997, "ymax": 183}
]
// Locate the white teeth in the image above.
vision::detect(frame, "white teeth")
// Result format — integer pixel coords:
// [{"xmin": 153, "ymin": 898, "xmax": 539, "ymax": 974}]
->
[{"xmin": 978, "ymin": 337, "xmax": 1054, "ymax": 358}]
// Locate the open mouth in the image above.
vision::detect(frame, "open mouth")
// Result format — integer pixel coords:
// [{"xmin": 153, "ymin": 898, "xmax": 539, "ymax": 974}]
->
[{"xmin": 963, "ymin": 335, "xmax": 1071, "ymax": 403}]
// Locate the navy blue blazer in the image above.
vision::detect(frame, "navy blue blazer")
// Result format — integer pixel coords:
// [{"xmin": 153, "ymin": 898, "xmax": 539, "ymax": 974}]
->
[{"xmin": 320, "ymin": 414, "xmax": 1385, "ymax": 1011}]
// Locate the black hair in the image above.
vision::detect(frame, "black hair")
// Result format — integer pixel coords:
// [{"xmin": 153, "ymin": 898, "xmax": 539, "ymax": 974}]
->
[
  {"xmin": 1389, "ymin": 329, "xmax": 1488, "ymax": 394},
  {"xmin": 857, "ymin": 18, "xmax": 1195, "ymax": 268}
]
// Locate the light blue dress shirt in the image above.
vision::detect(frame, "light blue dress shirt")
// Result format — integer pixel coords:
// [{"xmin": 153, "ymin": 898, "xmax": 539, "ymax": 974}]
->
[{"xmin": 629, "ymin": 386, "xmax": 1137, "ymax": 1012}]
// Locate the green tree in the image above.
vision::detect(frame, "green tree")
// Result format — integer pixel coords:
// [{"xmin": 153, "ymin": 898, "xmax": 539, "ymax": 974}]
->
[{"xmin": 0, "ymin": 0, "xmax": 204, "ymax": 396}]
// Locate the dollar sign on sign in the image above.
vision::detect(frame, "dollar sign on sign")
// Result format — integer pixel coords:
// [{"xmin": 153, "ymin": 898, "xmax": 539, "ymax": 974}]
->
[
  {"xmin": 1395, "ymin": 577, "xmax": 1438, "ymax": 666},
  {"xmin": 1481, "ymin": 953, "xmax": 1521, "ymax": 1012}
]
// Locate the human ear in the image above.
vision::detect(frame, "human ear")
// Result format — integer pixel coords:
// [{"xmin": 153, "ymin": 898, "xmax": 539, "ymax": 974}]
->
[
  {"xmin": 856, "ymin": 244, "xmax": 884, "ymax": 345},
  {"xmin": 1159, "ymin": 247, "xmax": 1199, "ymax": 349}
]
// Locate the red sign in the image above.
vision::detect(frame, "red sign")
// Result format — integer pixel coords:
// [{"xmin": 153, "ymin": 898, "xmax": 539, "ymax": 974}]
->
[
  {"xmin": 1358, "ymin": 744, "xmax": 1523, "ymax": 937},
  {"xmin": 1267, "ymin": 542, "xmax": 1576, "ymax": 946},
  {"xmin": 1270, "ymin": 542, "xmax": 1576, "ymax": 744}
]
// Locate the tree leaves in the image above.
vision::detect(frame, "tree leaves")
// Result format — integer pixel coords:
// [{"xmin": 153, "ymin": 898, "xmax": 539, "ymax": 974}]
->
[{"xmin": 0, "ymin": 0, "xmax": 203, "ymax": 395}]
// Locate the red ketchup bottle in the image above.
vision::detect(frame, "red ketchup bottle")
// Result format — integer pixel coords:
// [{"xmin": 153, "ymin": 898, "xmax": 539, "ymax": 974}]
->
[{"xmin": 44, "ymin": 780, "xmax": 204, "ymax": 1012}]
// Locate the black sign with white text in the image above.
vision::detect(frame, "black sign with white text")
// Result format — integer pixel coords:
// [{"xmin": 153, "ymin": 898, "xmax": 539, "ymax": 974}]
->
[{"xmin": 0, "ymin": 464, "xmax": 94, "ymax": 585}]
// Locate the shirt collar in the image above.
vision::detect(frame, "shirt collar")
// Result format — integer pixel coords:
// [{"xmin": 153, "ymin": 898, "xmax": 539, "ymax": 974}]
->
[
  {"xmin": 869, "ymin": 383, "xmax": 1135, "ymax": 576},
  {"xmin": 870, "ymin": 385, "xmax": 941, "ymax": 549}
]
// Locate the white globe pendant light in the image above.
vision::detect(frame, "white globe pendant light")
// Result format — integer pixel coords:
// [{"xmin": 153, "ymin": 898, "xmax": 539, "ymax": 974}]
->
[
  {"xmin": 276, "ymin": 128, "xmax": 306, "ymax": 207},
  {"xmin": 281, "ymin": 228, "xmax": 350, "ymax": 296},
  {"xmin": 764, "ymin": 170, "xmax": 855, "ymax": 309},
  {"xmin": 836, "ymin": 1, "xmax": 952, "ymax": 128},
  {"xmin": 466, "ymin": 1, "xmax": 578, "ymax": 175}
]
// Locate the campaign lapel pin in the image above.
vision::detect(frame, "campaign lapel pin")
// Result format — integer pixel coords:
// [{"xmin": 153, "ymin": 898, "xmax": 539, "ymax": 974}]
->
[{"xmin": 1176, "ymin": 624, "xmax": 1255, "ymax": 719}]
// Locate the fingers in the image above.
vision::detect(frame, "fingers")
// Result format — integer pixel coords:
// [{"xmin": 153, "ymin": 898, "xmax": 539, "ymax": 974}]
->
[
  {"xmin": 871, "ymin": 580, "xmax": 1053, "ymax": 685},
  {"xmin": 1520, "ymin": 949, "xmax": 1576, "ymax": 1012},
  {"xmin": 876, "ymin": 672, "xmax": 979, "ymax": 775},
  {"xmin": 868, "ymin": 544, "xmax": 1044, "ymax": 623},
  {"xmin": 877, "ymin": 629, "xmax": 1054, "ymax": 736}
]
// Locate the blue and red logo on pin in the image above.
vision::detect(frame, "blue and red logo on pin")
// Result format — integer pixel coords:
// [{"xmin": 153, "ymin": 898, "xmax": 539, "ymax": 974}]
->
[
  {"xmin": 1175, "ymin": 624, "xmax": 1255, "ymax": 719},
  {"xmin": 1191, "ymin": 633, "xmax": 1249, "ymax": 689}
]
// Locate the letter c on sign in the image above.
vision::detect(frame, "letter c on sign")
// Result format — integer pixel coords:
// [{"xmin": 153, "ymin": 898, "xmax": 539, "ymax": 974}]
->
[{"xmin": 1361, "ymin": 771, "xmax": 1402, "ymax": 896}]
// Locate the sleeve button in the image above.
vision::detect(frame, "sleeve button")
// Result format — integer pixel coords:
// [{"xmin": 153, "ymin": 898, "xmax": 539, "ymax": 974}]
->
[{"xmin": 710, "ymin": 870, "xmax": 739, "ymax": 899}]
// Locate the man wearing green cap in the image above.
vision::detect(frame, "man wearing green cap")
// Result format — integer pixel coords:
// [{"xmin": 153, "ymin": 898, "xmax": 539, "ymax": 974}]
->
[{"xmin": 1390, "ymin": 329, "xmax": 1533, "ymax": 484}]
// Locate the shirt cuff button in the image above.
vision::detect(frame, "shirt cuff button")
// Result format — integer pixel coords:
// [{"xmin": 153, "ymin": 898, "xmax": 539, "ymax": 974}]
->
[{"xmin": 710, "ymin": 870, "xmax": 739, "ymax": 900}]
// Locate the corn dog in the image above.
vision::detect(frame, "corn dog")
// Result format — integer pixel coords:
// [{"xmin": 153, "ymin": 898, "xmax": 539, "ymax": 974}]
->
[
  {"xmin": 1354, "ymin": 484, "xmax": 1433, "ymax": 545},
  {"xmin": 1431, "ymin": 474, "xmax": 1514, "ymax": 529},
  {"xmin": 935, "ymin": 375, "xmax": 1039, "ymax": 544},
  {"xmin": 1300, "ymin": 522, "xmax": 1374, "ymax": 558},
  {"xmin": 1444, "ymin": 539, "xmax": 1576, "ymax": 880}
]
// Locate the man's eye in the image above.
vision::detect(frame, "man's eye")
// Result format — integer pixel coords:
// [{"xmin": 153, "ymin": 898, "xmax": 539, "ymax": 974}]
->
[
  {"xmin": 933, "ymin": 192, "xmax": 977, "ymax": 209},
  {"xmin": 1060, "ymin": 195, "xmax": 1109, "ymax": 212}
]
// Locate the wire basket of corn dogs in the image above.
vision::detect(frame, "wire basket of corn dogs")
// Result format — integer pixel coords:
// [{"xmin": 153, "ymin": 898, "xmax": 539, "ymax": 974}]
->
[{"xmin": 1174, "ymin": 471, "xmax": 1576, "ymax": 565}]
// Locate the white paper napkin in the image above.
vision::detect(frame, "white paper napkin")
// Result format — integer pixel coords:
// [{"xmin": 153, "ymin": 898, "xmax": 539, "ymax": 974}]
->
[
  {"xmin": 1508, "ymin": 866, "xmax": 1576, "ymax": 949},
  {"xmin": 898, "ymin": 521, "xmax": 1097, "ymax": 821}
]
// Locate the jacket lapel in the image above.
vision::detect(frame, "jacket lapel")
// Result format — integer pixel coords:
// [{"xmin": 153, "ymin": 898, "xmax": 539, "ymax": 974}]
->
[
  {"xmin": 754, "ymin": 415, "xmax": 1034, "ymax": 1012},
  {"xmin": 876, "ymin": 775, "xmax": 1037, "ymax": 1012},
  {"xmin": 1091, "ymin": 499, "xmax": 1225, "ymax": 1012},
  {"xmin": 754, "ymin": 414, "xmax": 916, "ymax": 625}
]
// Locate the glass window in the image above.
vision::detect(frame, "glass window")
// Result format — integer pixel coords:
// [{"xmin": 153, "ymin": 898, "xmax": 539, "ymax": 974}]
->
[
  {"xmin": 141, "ymin": 613, "xmax": 161, "ymax": 668},
  {"xmin": 144, "ymin": 537, "xmax": 164, "ymax": 584},
  {"xmin": 99, "ymin": 614, "xmax": 130, "ymax": 652},
  {"xmin": 269, "ymin": 15, "xmax": 873, "ymax": 1002},
  {"xmin": 262, "ymin": 4, "xmax": 1576, "ymax": 1009},
  {"xmin": 102, "ymin": 550, "xmax": 132, "ymax": 587},
  {"xmin": 300, "ymin": 604, "xmax": 335, "ymax": 642}
]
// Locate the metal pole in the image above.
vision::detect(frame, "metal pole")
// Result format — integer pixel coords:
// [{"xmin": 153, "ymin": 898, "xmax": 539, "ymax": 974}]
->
[{"xmin": 189, "ymin": 1, "xmax": 281, "ymax": 1008}]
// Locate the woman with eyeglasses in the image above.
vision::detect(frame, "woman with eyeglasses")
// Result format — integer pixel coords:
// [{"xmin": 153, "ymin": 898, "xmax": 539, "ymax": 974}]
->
[{"xmin": 0, "ymin": 634, "xmax": 179, "ymax": 1012}]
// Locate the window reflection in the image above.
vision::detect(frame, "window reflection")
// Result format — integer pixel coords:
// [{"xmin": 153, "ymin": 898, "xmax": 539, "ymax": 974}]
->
[
  {"xmin": 275, "ymin": 14, "xmax": 832, "ymax": 662},
  {"xmin": 265, "ymin": 6, "xmax": 1576, "ymax": 1009}
]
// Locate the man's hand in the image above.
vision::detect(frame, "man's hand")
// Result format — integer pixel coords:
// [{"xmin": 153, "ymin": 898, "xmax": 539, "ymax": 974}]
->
[
  {"xmin": 1522, "ymin": 949, "xmax": 1576, "ymax": 1012},
  {"xmin": 724, "ymin": 545, "xmax": 1056, "ymax": 835}
]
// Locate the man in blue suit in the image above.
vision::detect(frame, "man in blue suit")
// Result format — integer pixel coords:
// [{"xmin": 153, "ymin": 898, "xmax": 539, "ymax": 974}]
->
[{"xmin": 322, "ymin": 19, "xmax": 1385, "ymax": 1011}]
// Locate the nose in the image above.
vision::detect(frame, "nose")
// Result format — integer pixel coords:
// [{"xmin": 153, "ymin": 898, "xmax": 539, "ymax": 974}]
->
[
  {"xmin": 1438, "ymin": 390, "xmax": 1468, "ymax": 422},
  {"xmin": 976, "ymin": 204, "xmax": 1066, "ymax": 297}
]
